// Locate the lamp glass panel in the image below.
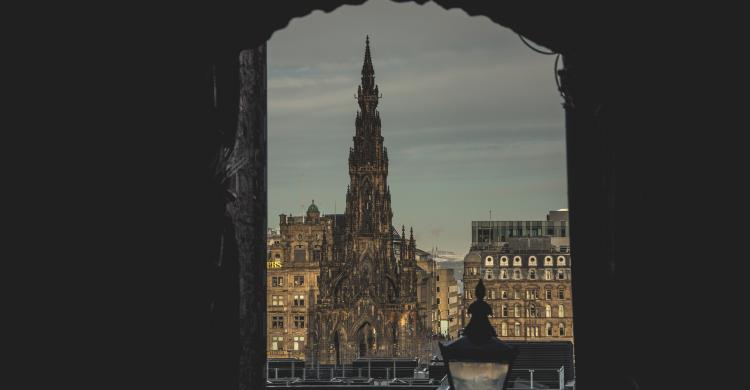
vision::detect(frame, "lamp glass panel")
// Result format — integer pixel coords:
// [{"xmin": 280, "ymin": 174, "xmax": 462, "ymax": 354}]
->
[{"xmin": 449, "ymin": 362, "xmax": 509, "ymax": 390}]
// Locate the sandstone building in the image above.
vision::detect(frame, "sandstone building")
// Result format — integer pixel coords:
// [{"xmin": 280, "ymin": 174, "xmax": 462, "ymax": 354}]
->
[{"xmin": 463, "ymin": 210, "xmax": 574, "ymax": 342}]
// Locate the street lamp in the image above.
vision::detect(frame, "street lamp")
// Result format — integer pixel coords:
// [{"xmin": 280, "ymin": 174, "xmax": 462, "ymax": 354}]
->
[{"xmin": 439, "ymin": 279, "xmax": 518, "ymax": 390}]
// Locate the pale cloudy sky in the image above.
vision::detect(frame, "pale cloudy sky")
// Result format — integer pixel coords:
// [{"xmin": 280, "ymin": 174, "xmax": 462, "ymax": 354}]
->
[{"xmin": 268, "ymin": 1, "xmax": 568, "ymax": 256}]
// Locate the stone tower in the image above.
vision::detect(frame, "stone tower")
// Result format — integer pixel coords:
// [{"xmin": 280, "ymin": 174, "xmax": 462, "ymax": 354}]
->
[{"xmin": 311, "ymin": 37, "xmax": 424, "ymax": 365}]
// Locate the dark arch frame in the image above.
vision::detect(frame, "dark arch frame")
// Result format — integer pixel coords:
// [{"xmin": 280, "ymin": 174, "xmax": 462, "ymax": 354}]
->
[{"xmin": 106, "ymin": 1, "xmax": 681, "ymax": 390}]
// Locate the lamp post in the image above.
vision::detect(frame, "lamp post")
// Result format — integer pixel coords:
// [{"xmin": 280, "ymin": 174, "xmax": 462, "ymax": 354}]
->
[{"xmin": 439, "ymin": 279, "xmax": 518, "ymax": 390}]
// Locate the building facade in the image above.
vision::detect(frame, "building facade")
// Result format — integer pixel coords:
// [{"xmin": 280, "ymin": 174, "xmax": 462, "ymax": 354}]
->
[
  {"xmin": 435, "ymin": 268, "xmax": 460, "ymax": 339},
  {"xmin": 266, "ymin": 203, "xmax": 340, "ymax": 359},
  {"xmin": 463, "ymin": 210, "xmax": 574, "ymax": 342}
]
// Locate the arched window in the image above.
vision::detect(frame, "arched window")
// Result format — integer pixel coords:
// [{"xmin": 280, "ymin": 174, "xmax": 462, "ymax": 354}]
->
[
  {"xmin": 545, "ymin": 269, "xmax": 553, "ymax": 280},
  {"xmin": 559, "ymin": 322, "xmax": 566, "ymax": 336},
  {"xmin": 546, "ymin": 322, "xmax": 553, "ymax": 336},
  {"xmin": 558, "ymin": 304, "xmax": 565, "ymax": 318},
  {"xmin": 500, "ymin": 269, "xmax": 508, "ymax": 279},
  {"xmin": 514, "ymin": 322, "xmax": 521, "ymax": 336},
  {"xmin": 558, "ymin": 287, "xmax": 565, "ymax": 299},
  {"xmin": 528, "ymin": 256, "xmax": 537, "ymax": 266},
  {"xmin": 529, "ymin": 304, "xmax": 537, "ymax": 317},
  {"xmin": 513, "ymin": 256, "xmax": 522, "ymax": 266},
  {"xmin": 500, "ymin": 256, "xmax": 509, "ymax": 266},
  {"xmin": 544, "ymin": 256, "xmax": 553, "ymax": 266},
  {"xmin": 513, "ymin": 269, "xmax": 521, "ymax": 280},
  {"xmin": 484, "ymin": 256, "xmax": 494, "ymax": 266},
  {"xmin": 501, "ymin": 322, "xmax": 508, "ymax": 337},
  {"xmin": 557, "ymin": 256, "xmax": 566, "ymax": 266},
  {"xmin": 529, "ymin": 269, "xmax": 537, "ymax": 280},
  {"xmin": 514, "ymin": 304, "xmax": 520, "ymax": 317},
  {"xmin": 485, "ymin": 269, "xmax": 493, "ymax": 280},
  {"xmin": 502, "ymin": 304, "xmax": 508, "ymax": 317},
  {"xmin": 545, "ymin": 288, "xmax": 552, "ymax": 300},
  {"xmin": 545, "ymin": 304, "xmax": 552, "ymax": 318}
]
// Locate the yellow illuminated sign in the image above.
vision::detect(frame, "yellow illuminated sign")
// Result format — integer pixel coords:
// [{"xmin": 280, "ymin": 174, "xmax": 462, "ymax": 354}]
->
[{"xmin": 267, "ymin": 260, "xmax": 282, "ymax": 269}]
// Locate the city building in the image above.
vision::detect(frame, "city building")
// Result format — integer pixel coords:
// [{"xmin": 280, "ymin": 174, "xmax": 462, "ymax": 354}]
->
[
  {"xmin": 266, "ymin": 37, "xmax": 428, "ymax": 364},
  {"xmin": 435, "ymin": 268, "xmax": 460, "ymax": 339},
  {"xmin": 462, "ymin": 210, "xmax": 574, "ymax": 342}
]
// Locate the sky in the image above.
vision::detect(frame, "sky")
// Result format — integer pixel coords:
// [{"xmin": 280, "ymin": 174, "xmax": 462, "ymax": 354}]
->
[{"xmin": 268, "ymin": 1, "xmax": 568, "ymax": 257}]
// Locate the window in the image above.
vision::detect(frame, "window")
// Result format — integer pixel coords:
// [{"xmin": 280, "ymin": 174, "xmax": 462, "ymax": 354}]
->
[
  {"xmin": 545, "ymin": 304, "xmax": 552, "ymax": 318},
  {"xmin": 514, "ymin": 289, "xmax": 520, "ymax": 299},
  {"xmin": 528, "ymin": 304, "xmax": 537, "ymax": 317},
  {"xmin": 514, "ymin": 304, "xmax": 520, "ymax": 317},
  {"xmin": 559, "ymin": 322, "xmax": 566, "ymax": 336},
  {"xmin": 272, "ymin": 295, "xmax": 284, "ymax": 306},
  {"xmin": 294, "ymin": 315, "xmax": 305, "ymax": 328},
  {"xmin": 485, "ymin": 269, "xmax": 493, "ymax": 280},
  {"xmin": 294, "ymin": 249, "xmax": 305, "ymax": 262},
  {"xmin": 528, "ymin": 256, "xmax": 537, "ymax": 266},
  {"xmin": 436, "ymin": 286, "xmax": 440, "ymax": 293},
  {"xmin": 313, "ymin": 250, "xmax": 321, "ymax": 261},
  {"xmin": 437, "ymin": 297, "xmax": 441, "ymax": 305},
  {"xmin": 545, "ymin": 269, "xmax": 552, "ymax": 280},
  {"xmin": 501, "ymin": 290, "xmax": 508, "ymax": 299},
  {"xmin": 501, "ymin": 322, "xmax": 508, "ymax": 337},
  {"xmin": 529, "ymin": 269, "xmax": 537, "ymax": 280},
  {"xmin": 500, "ymin": 256, "xmax": 509, "ymax": 266},
  {"xmin": 514, "ymin": 322, "xmax": 521, "ymax": 336},
  {"xmin": 275, "ymin": 253, "xmax": 281, "ymax": 259},
  {"xmin": 513, "ymin": 269, "xmax": 521, "ymax": 280},
  {"xmin": 272, "ymin": 276, "xmax": 284, "ymax": 287},
  {"xmin": 489, "ymin": 290, "xmax": 495, "ymax": 299},
  {"xmin": 558, "ymin": 304, "xmax": 565, "ymax": 318},
  {"xmin": 557, "ymin": 256, "xmax": 566, "ymax": 266},
  {"xmin": 546, "ymin": 322, "xmax": 553, "ymax": 336},
  {"xmin": 544, "ymin": 256, "xmax": 553, "ymax": 266},
  {"xmin": 545, "ymin": 289, "xmax": 552, "ymax": 300},
  {"xmin": 557, "ymin": 270, "xmax": 565, "ymax": 280},
  {"xmin": 271, "ymin": 336, "xmax": 284, "ymax": 351},
  {"xmin": 500, "ymin": 270, "xmax": 508, "ymax": 280},
  {"xmin": 502, "ymin": 304, "xmax": 508, "ymax": 317},
  {"xmin": 449, "ymin": 296, "xmax": 458, "ymax": 304},
  {"xmin": 293, "ymin": 294, "xmax": 305, "ymax": 307},
  {"xmin": 513, "ymin": 256, "xmax": 522, "ymax": 266},
  {"xmin": 436, "ymin": 275, "xmax": 439, "ymax": 282},
  {"xmin": 485, "ymin": 256, "xmax": 494, "ymax": 266},
  {"xmin": 272, "ymin": 316, "xmax": 284, "ymax": 329},
  {"xmin": 294, "ymin": 275, "xmax": 305, "ymax": 286},
  {"xmin": 558, "ymin": 287, "xmax": 565, "ymax": 299},
  {"xmin": 293, "ymin": 336, "xmax": 304, "ymax": 351}
]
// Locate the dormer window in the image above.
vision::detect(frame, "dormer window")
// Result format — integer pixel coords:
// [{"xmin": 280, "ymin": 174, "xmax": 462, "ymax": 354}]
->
[
  {"xmin": 557, "ymin": 256, "xmax": 566, "ymax": 266},
  {"xmin": 500, "ymin": 256, "xmax": 509, "ymax": 266},
  {"xmin": 513, "ymin": 256, "xmax": 522, "ymax": 266},
  {"xmin": 544, "ymin": 256, "xmax": 553, "ymax": 266},
  {"xmin": 528, "ymin": 256, "xmax": 537, "ymax": 266},
  {"xmin": 484, "ymin": 256, "xmax": 494, "ymax": 266}
]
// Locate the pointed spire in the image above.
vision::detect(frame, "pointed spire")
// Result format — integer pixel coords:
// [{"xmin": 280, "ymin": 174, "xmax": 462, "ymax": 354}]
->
[{"xmin": 362, "ymin": 35, "xmax": 374, "ymax": 77}]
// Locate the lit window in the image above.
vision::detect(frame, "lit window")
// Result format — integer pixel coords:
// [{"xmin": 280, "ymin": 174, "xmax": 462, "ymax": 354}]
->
[
  {"xmin": 293, "ymin": 336, "xmax": 304, "ymax": 351},
  {"xmin": 545, "ymin": 304, "xmax": 552, "ymax": 318},
  {"xmin": 293, "ymin": 295, "xmax": 305, "ymax": 307},
  {"xmin": 558, "ymin": 304, "xmax": 565, "ymax": 318},
  {"xmin": 501, "ymin": 322, "xmax": 508, "ymax": 337},
  {"xmin": 271, "ymin": 336, "xmax": 284, "ymax": 351},
  {"xmin": 514, "ymin": 322, "xmax": 521, "ymax": 336},
  {"xmin": 272, "ymin": 295, "xmax": 284, "ymax": 306}
]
